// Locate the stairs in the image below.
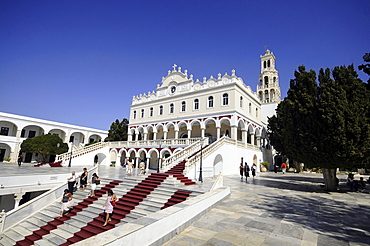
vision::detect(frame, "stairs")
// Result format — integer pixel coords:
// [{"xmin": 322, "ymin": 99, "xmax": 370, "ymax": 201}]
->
[
  {"xmin": 14, "ymin": 180, "xmax": 122, "ymax": 246},
  {"xmin": 2, "ymin": 162, "xmax": 199, "ymax": 246}
]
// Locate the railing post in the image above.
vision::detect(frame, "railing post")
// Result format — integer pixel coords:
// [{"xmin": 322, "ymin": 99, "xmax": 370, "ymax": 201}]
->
[{"xmin": 0, "ymin": 209, "xmax": 6, "ymax": 232}]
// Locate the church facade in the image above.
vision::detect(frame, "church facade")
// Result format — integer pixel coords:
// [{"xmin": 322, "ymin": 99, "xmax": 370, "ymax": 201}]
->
[{"xmin": 126, "ymin": 49, "xmax": 281, "ymax": 168}]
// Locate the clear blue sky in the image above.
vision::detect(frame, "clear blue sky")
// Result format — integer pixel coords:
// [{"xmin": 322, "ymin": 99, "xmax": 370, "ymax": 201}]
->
[{"xmin": 1, "ymin": 0, "xmax": 369, "ymax": 130}]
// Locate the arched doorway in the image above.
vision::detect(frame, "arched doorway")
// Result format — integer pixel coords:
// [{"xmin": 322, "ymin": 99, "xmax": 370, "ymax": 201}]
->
[{"xmin": 213, "ymin": 154, "xmax": 223, "ymax": 177}]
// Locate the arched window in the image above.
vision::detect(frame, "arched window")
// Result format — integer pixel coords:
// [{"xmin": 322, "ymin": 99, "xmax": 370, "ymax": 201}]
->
[
  {"xmin": 181, "ymin": 101, "xmax": 186, "ymax": 112},
  {"xmin": 240, "ymin": 96, "xmax": 243, "ymax": 107},
  {"xmin": 263, "ymin": 61, "xmax": 266, "ymax": 68},
  {"xmin": 267, "ymin": 60, "xmax": 271, "ymax": 67},
  {"xmin": 208, "ymin": 96, "xmax": 214, "ymax": 108},
  {"xmin": 133, "ymin": 110, "xmax": 136, "ymax": 119},
  {"xmin": 194, "ymin": 99, "xmax": 199, "ymax": 110},
  {"xmin": 264, "ymin": 76, "xmax": 269, "ymax": 85},
  {"xmin": 141, "ymin": 109, "xmax": 144, "ymax": 118},
  {"xmin": 170, "ymin": 103, "xmax": 174, "ymax": 114},
  {"xmin": 249, "ymin": 103, "xmax": 251, "ymax": 113},
  {"xmin": 273, "ymin": 77, "xmax": 276, "ymax": 82},
  {"xmin": 159, "ymin": 105, "xmax": 163, "ymax": 115},
  {"xmin": 150, "ymin": 107, "xmax": 153, "ymax": 117},
  {"xmin": 222, "ymin": 93, "xmax": 229, "ymax": 106}
]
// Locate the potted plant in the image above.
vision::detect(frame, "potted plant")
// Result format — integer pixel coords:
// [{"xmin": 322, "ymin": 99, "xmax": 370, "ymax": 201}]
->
[{"xmin": 260, "ymin": 161, "xmax": 270, "ymax": 172}]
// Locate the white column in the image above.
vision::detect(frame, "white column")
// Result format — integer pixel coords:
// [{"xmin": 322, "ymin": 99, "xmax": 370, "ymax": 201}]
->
[
  {"xmin": 242, "ymin": 130, "xmax": 248, "ymax": 143},
  {"xmin": 14, "ymin": 192, "xmax": 25, "ymax": 209},
  {"xmin": 231, "ymin": 126, "xmax": 237, "ymax": 140},
  {"xmin": 256, "ymin": 137, "xmax": 261, "ymax": 147},
  {"xmin": 187, "ymin": 129, "xmax": 191, "ymax": 138},
  {"xmin": 216, "ymin": 127, "xmax": 221, "ymax": 139},
  {"xmin": 175, "ymin": 130, "xmax": 179, "ymax": 139},
  {"xmin": 250, "ymin": 133, "xmax": 255, "ymax": 145},
  {"xmin": 201, "ymin": 128, "xmax": 205, "ymax": 138},
  {"xmin": 128, "ymin": 133, "xmax": 132, "ymax": 141},
  {"xmin": 116, "ymin": 154, "xmax": 121, "ymax": 167},
  {"xmin": 163, "ymin": 131, "xmax": 167, "ymax": 140},
  {"xmin": 144, "ymin": 133, "xmax": 148, "ymax": 141},
  {"xmin": 153, "ymin": 132, "xmax": 157, "ymax": 140}
]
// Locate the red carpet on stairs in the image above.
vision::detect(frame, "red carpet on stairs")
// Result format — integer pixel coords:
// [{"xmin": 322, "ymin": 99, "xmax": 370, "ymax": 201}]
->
[
  {"xmin": 17, "ymin": 161, "xmax": 197, "ymax": 245},
  {"xmin": 15, "ymin": 181, "xmax": 122, "ymax": 246},
  {"xmin": 161, "ymin": 190, "xmax": 192, "ymax": 209},
  {"xmin": 60, "ymin": 173, "xmax": 170, "ymax": 245}
]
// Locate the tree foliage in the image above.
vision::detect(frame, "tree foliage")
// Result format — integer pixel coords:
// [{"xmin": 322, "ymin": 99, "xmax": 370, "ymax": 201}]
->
[
  {"xmin": 269, "ymin": 64, "xmax": 370, "ymax": 169},
  {"xmin": 20, "ymin": 134, "xmax": 69, "ymax": 162},
  {"xmin": 107, "ymin": 118, "xmax": 129, "ymax": 141}
]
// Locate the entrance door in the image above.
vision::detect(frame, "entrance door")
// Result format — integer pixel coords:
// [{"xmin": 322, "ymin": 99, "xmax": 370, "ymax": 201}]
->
[
  {"xmin": 25, "ymin": 153, "xmax": 33, "ymax": 162},
  {"xmin": 0, "ymin": 149, "xmax": 5, "ymax": 162}
]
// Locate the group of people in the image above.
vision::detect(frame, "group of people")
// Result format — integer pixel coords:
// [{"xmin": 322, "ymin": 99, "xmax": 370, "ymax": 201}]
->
[
  {"xmin": 123, "ymin": 158, "xmax": 147, "ymax": 176},
  {"xmin": 347, "ymin": 173, "xmax": 367, "ymax": 192},
  {"xmin": 61, "ymin": 168, "xmax": 117, "ymax": 227},
  {"xmin": 239, "ymin": 162, "xmax": 257, "ymax": 181}
]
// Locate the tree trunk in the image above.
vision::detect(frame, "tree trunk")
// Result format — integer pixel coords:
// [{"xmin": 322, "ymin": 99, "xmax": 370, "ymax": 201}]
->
[{"xmin": 322, "ymin": 168, "xmax": 337, "ymax": 191}]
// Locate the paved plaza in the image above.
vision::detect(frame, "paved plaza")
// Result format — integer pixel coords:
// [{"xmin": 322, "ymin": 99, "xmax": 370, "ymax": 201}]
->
[{"xmin": 164, "ymin": 173, "xmax": 370, "ymax": 246}]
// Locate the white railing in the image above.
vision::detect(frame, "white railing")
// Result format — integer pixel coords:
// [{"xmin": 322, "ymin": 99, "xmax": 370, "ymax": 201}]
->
[
  {"xmin": 56, "ymin": 141, "xmax": 108, "ymax": 163},
  {"xmin": 211, "ymin": 172, "xmax": 224, "ymax": 191},
  {"xmin": 106, "ymin": 138, "xmax": 201, "ymax": 148},
  {"xmin": 56, "ymin": 138, "xmax": 203, "ymax": 163},
  {"xmin": 0, "ymin": 166, "xmax": 99, "ymax": 232},
  {"xmin": 160, "ymin": 137, "xmax": 208, "ymax": 173}
]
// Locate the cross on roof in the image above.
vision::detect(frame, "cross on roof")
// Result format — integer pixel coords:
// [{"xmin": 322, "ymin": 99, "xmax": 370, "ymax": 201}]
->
[{"xmin": 172, "ymin": 64, "xmax": 177, "ymax": 71}]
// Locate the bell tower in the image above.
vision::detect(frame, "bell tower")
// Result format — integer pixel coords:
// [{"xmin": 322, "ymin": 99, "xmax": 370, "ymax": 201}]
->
[{"xmin": 257, "ymin": 49, "xmax": 281, "ymax": 104}]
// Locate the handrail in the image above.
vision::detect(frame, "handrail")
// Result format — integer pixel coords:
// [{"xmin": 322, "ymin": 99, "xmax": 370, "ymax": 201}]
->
[
  {"xmin": 210, "ymin": 172, "xmax": 223, "ymax": 191},
  {"xmin": 161, "ymin": 137, "xmax": 208, "ymax": 172},
  {"xmin": 0, "ymin": 166, "xmax": 99, "ymax": 232},
  {"xmin": 56, "ymin": 138, "xmax": 204, "ymax": 164}
]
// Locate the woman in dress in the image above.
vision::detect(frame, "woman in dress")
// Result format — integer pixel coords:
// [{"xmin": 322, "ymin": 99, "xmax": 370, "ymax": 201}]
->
[
  {"xmin": 59, "ymin": 189, "xmax": 72, "ymax": 218},
  {"xmin": 80, "ymin": 168, "xmax": 88, "ymax": 191},
  {"xmin": 239, "ymin": 163, "xmax": 244, "ymax": 179},
  {"xmin": 90, "ymin": 173, "xmax": 100, "ymax": 197},
  {"xmin": 103, "ymin": 189, "xmax": 117, "ymax": 227}
]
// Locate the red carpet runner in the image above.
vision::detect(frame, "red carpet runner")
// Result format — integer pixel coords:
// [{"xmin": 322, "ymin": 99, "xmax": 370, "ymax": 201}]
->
[{"xmin": 15, "ymin": 180, "xmax": 122, "ymax": 246}]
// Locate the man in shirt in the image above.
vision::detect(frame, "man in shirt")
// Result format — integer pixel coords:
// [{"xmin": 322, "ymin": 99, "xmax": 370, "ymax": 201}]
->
[{"xmin": 67, "ymin": 171, "xmax": 77, "ymax": 195}]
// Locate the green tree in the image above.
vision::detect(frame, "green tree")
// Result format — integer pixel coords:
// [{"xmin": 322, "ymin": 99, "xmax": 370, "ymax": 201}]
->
[
  {"xmin": 107, "ymin": 118, "xmax": 129, "ymax": 141},
  {"xmin": 20, "ymin": 134, "xmax": 69, "ymax": 162},
  {"xmin": 268, "ymin": 63, "xmax": 370, "ymax": 191}
]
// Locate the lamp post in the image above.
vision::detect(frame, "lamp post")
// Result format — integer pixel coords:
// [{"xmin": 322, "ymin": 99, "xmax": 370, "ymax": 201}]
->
[
  {"xmin": 68, "ymin": 142, "xmax": 73, "ymax": 167},
  {"xmin": 157, "ymin": 140, "xmax": 161, "ymax": 173},
  {"xmin": 199, "ymin": 138, "xmax": 204, "ymax": 182}
]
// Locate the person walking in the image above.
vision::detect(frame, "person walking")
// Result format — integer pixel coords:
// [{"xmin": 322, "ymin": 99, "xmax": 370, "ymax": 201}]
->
[
  {"xmin": 67, "ymin": 171, "xmax": 77, "ymax": 195},
  {"xmin": 251, "ymin": 163, "xmax": 257, "ymax": 178},
  {"xmin": 90, "ymin": 173, "xmax": 100, "ymax": 197},
  {"xmin": 239, "ymin": 163, "xmax": 244, "ymax": 179},
  {"xmin": 80, "ymin": 168, "xmax": 88, "ymax": 191},
  {"xmin": 127, "ymin": 160, "xmax": 133, "ymax": 175},
  {"xmin": 281, "ymin": 163, "xmax": 287, "ymax": 174},
  {"xmin": 244, "ymin": 162, "xmax": 250, "ymax": 181},
  {"xmin": 139, "ymin": 160, "xmax": 146, "ymax": 175},
  {"xmin": 59, "ymin": 189, "xmax": 72, "ymax": 218},
  {"xmin": 17, "ymin": 154, "xmax": 23, "ymax": 167},
  {"xmin": 103, "ymin": 189, "xmax": 117, "ymax": 227}
]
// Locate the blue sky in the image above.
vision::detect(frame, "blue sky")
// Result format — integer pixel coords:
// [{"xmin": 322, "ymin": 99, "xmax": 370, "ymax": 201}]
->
[{"xmin": 1, "ymin": 0, "xmax": 369, "ymax": 130}]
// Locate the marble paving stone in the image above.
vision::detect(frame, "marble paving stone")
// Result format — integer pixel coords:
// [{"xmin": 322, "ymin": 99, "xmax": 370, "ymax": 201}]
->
[
  {"xmin": 180, "ymin": 227, "xmax": 218, "ymax": 241},
  {"xmin": 201, "ymin": 237, "xmax": 235, "ymax": 246}
]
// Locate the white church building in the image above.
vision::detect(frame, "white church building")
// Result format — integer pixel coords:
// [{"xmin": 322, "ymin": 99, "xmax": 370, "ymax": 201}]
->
[{"xmin": 102, "ymin": 49, "xmax": 281, "ymax": 177}]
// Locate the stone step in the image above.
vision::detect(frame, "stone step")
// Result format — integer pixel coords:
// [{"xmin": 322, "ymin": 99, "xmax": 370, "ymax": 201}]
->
[{"xmin": 34, "ymin": 238, "xmax": 57, "ymax": 246}]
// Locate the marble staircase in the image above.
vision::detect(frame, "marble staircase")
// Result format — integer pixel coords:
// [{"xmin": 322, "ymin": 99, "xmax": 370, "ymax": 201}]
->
[{"xmin": 1, "ymin": 162, "xmax": 201, "ymax": 246}]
